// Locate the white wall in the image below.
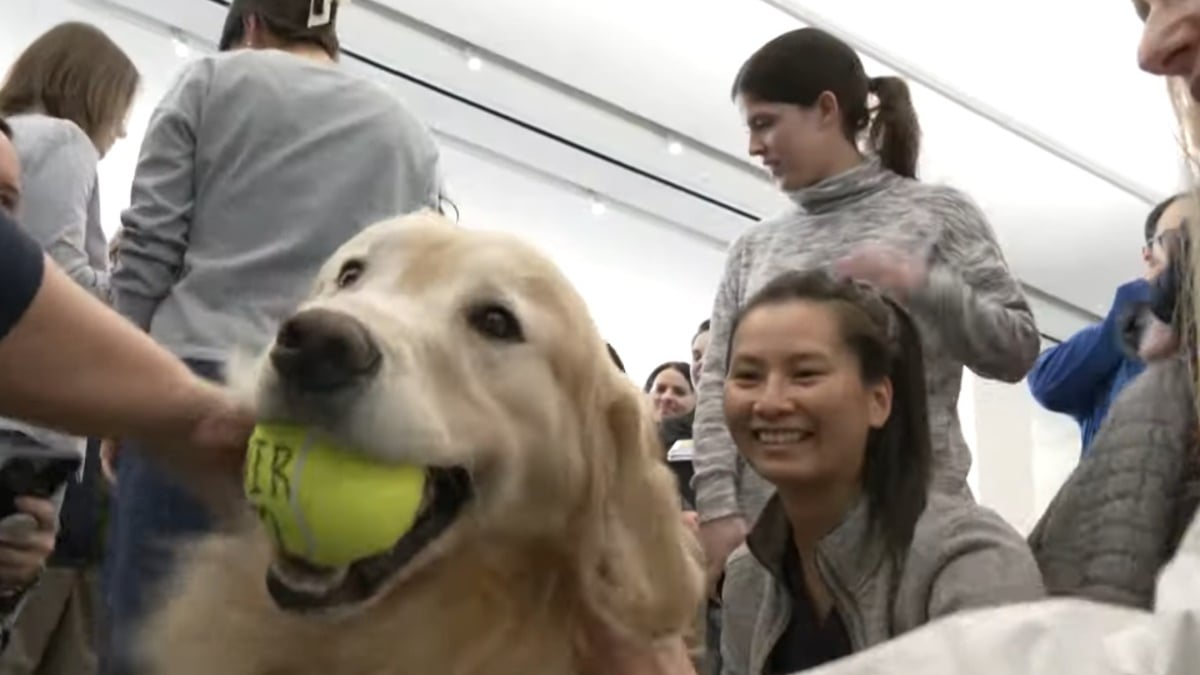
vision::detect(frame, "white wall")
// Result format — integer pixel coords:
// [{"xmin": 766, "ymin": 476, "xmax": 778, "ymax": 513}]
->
[
  {"xmin": 960, "ymin": 361, "xmax": 1082, "ymax": 534},
  {"xmin": 3, "ymin": 0, "xmax": 1097, "ymax": 527}
]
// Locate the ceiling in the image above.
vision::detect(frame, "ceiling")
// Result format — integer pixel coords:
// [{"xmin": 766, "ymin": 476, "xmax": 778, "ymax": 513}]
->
[{"xmin": 2, "ymin": 0, "xmax": 1179, "ymax": 382}]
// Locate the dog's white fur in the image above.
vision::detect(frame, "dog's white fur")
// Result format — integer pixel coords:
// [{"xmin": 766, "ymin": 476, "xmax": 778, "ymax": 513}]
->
[{"xmin": 141, "ymin": 212, "xmax": 704, "ymax": 675}]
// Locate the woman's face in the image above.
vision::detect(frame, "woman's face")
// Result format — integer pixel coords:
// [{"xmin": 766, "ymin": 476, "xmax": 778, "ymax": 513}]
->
[
  {"xmin": 649, "ymin": 368, "xmax": 696, "ymax": 421},
  {"xmin": 738, "ymin": 93, "xmax": 843, "ymax": 191},
  {"xmin": 96, "ymin": 100, "xmax": 133, "ymax": 159},
  {"xmin": 691, "ymin": 329, "xmax": 710, "ymax": 386},
  {"xmin": 723, "ymin": 300, "xmax": 891, "ymax": 489},
  {"xmin": 1137, "ymin": 0, "xmax": 1200, "ymax": 100}
]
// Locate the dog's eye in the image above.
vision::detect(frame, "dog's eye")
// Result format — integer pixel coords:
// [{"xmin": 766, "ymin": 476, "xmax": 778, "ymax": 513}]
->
[
  {"xmin": 467, "ymin": 304, "xmax": 524, "ymax": 342},
  {"xmin": 336, "ymin": 260, "xmax": 365, "ymax": 289}
]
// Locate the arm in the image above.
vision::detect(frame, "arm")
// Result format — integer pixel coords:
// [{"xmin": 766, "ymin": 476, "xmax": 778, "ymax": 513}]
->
[
  {"xmin": 1029, "ymin": 359, "xmax": 1194, "ymax": 608},
  {"xmin": 0, "ymin": 250, "xmax": 229, "ymax": 447},
  {"xmin": 113, "ymin": 60, "xmax": 209, "ymax": 330},
  {"xmin": 927, "ymin": 511, "xmax": 1045, "ymax": 619},
  {"xmin": 908, "ymin": 189, "xmax": 1040, "ymax": 383},
  {"xmin": 1027, "ymin": 280, "xmax": 1150, "ymax": 415},
  {"xmin": 0, "ymin": 208, "xmax": 248, "ymax": 501},
  {"xmin": 16, "ymin": 129, "xmax": 109, "ymax": 301},
  {"xmin": 692, "ymin": 242, "xmax": 745, "ymax": 524}
]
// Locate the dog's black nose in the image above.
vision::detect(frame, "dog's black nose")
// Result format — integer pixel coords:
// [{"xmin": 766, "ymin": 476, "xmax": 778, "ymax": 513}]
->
[{"xmin": 271, "ymin": 309, "xmax": 381, "ymax": 392}]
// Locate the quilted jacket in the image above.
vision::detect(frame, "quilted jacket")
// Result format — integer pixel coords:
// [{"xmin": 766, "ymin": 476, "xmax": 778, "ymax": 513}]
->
[{"xmin": 1029, "ymin": 357, "xmax": 1200, "ymax": 608}]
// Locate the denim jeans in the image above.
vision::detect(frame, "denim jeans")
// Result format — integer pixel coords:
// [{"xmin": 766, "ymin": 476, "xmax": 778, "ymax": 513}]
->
[{"xmin": 99, "ymin": 359, "xmax": 220, "ymax": 675}]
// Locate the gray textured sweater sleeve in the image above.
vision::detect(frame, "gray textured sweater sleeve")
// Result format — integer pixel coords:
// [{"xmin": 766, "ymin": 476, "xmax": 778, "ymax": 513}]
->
[
  {"xmin": 113, "ymin": 60, "xmax": 209, "ymax": 331},
  {"xmin": 692, "ymin": 239, "xmax": 745, "ymax": 523},
  {"xmin": 1029, "ymin": 359, "xmax": 1195, "ymax": 609},
  {"xmin": 909, "ymin": 188, "xmax": 1039, "ymax": 382},
  {"xmin": 17, "ymin": 129, "xmax": 108, "ymax": 301}
]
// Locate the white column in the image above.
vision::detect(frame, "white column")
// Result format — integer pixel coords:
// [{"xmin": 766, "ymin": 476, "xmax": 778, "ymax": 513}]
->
[{"xmin": 962, "ymin": 372, "xmax": 1039, "ymax": 533}]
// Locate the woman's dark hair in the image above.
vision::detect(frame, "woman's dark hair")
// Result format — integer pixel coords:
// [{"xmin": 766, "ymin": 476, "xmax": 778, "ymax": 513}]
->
[
  {"xmin": 606, "ymin": 342, "xmax": 625, "ymax": 373},
  {"xmin": 0, "ymin": 22, "xmax": 140, "ymax": 149},
  {"xmin": 219, "ymin": 0, "xmax": 341, "ymax": 58},
  {"xmin": 643, "ymin": 362, "xmax": 694, "ymax": 394},
  {"xmin": 732, "ymin": 28, "xmax": 921, "ymax": 179},
  {"xmin": 0, "ymin": 118, "xmax": 11, "ymax": 140},
  {"xmin": 694, "ymin": 319, "xmax": 711, "ymax": 340},
  {"xmin": 728, "ymin": 270, "xmax": 931, "ymax": 559},
  {"xmin": 1146, "ymin": 193, "xmax": 1185, "ymax": 243}
]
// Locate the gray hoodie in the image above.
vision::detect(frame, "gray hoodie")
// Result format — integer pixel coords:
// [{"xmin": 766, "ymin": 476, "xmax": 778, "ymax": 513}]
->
[
  {"xmin": 692, "ymin": 160, "xmax": 1039, "ymax": 524},
  {"xmin": 114, "ymin": 49, "xmax": 441, "ymax": 361}
]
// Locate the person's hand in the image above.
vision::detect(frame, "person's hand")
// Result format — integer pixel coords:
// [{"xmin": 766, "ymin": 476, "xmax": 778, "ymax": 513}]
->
[
  {"xmin": 156, "ymin": 385, "xmax": 256, "ymax": 519},
  {"xmin": 100, "ymin": 438, "xmax": 119, "ymax": 486},
  {"xmin": 681, "ymin": 511, "xmax": 700, "ymax": 536},
  {"xmin": 1139, "ymin": 316, "xmax": 1180, "ymax": 361},
  {"xmin": 834, "ymin": 244, "xmax": 927, "ymax": 299},
  {"xmin": 0, "ymin": 497, "xmax": 58, "ymax": 588},
  {"xmin": 698, "ymin": 515, "xmax": 747, "ymax": 598}
]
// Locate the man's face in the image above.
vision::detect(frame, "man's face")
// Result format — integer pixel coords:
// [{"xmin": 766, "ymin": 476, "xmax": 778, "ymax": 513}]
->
[
  {"xmin": 1144, "ymin": 197, "xmax": 1196, "ymax": 278},
  {"xmin": 0, "ymin": 133, "xmax": 20, "ymax": 219}
]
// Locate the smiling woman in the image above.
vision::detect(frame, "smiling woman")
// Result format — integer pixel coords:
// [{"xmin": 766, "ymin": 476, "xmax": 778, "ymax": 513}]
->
[{"xmin": 718, "ymin": 271, "xmax": 1043, "ymax": 674}]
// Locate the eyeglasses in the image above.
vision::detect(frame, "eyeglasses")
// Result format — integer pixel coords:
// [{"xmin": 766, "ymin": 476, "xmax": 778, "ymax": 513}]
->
[{"xmin": 1148, "ymin": 226, "xmax": 1186, "ymax": 250}]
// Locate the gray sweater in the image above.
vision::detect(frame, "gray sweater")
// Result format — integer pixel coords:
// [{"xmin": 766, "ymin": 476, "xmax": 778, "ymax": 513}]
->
[
  {"xmin": 0, "ymin": 114, "xmax": 110, "ymax": 456},
  {"xmin": 721, "ymin": 493, "xmax": 1044, "ymax": 675},
  {"xmin": 693, "ymin": 160, "xmax": 1039, "ymax": 524},
  {"xmin": 1029, "ymin": 357, "xmax": 1200, "ymax": 608},
  {"xmin": 113, "ymin": 50, "xmax": 441, "ymax": 361}
]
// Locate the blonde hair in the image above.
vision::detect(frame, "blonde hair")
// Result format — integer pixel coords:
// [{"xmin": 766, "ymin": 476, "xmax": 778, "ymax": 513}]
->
[{"xmin": 1168, "ymin": 77, "xmax": 1200, "ymax": 418}]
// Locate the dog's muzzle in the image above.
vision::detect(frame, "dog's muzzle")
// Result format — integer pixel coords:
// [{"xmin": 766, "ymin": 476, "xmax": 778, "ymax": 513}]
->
[{"xmin": 271, "ymin": 309, "xmax": 381, "ymax": 392}]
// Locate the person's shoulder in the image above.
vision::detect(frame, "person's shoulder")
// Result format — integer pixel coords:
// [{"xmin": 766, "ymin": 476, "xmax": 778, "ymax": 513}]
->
[
  {"xmin": 7, "ymin": 114, "xmax": 98, "ymax": 167},
  {"xmin": 887, "ymin": 178, "xmax": 979, "ymax": 214},
  {"xmin": 732, "ymin": 205, "xmax": 804, "ymax": 249},
  {"xmin": 910, "ymin": 493, "xmax": 1026, "ymax": 558},
  {"xmin": 8, "ymin": 115, "xmax": 93, "ymax": 152}
]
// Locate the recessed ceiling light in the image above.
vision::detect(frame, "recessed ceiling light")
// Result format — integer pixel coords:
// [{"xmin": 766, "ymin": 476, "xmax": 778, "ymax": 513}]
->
[
  {"xmin": 172, "ymin": 36, "xmax": 190, "ymax": 59},
  {"xmin": 667, "ymin": 138, "xmax": 684, "ymax": 156},
  {"xmin": 590, "ymin": 196, "xmax": 607, "ymax": 217},
  {"xmin": 465, "ymin": 48, "xmax": 483, "ymax": 72}
]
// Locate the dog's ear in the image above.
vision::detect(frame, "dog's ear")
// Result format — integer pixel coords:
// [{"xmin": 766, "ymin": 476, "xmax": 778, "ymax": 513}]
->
[{"xmin": 576, "ymin": 373, "xmax": 704, "ymax": 644}]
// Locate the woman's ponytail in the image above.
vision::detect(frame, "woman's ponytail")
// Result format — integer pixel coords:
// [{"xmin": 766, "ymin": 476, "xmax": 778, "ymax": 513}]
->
[{"xmin": 867, "ymin": 76, "xmax": 921, "ymax": 179}]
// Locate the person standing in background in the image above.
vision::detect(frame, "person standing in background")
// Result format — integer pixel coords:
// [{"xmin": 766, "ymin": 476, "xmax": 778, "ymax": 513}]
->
[
  {"xmin": 691, "ymin": 27, "xmax": 1039, "ymax": 595},
  {"xmin": 1027, "ymin": 193, "xmax": 1193, "ymax": 456},
  {"xmin": 0, "ymin": 23, "xmax": 136, "ymax": 302},
  {"xmin": 0, "ymin": 23, "xmax": 140, "ymax": 675},
  {"xmin": 106, "ymin": 1, "xmax": 442, "ymax": 672}
]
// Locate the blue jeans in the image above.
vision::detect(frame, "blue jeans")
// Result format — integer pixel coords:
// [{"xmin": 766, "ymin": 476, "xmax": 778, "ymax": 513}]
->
[{"xmin": 99, "ymin": 359, "xmax": 220, "ymax": 675}]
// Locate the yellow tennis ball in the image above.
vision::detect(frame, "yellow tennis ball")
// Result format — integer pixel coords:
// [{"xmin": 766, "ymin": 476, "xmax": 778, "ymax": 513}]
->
[{"xmin": 243, "ymin": 423, "xmax": 426, "ymax": 568}]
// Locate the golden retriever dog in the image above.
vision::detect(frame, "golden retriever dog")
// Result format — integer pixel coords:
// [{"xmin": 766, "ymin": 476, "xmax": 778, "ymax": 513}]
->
[{"xmin": 139, "ymin": 212, "xmax": 704, "ymax": 675}]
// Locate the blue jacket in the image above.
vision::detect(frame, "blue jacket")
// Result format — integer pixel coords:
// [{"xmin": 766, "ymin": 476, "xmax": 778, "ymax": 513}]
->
[{"xmin": 1027, "ymin": 280, "xmax": 1151, "ymax": 455}]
